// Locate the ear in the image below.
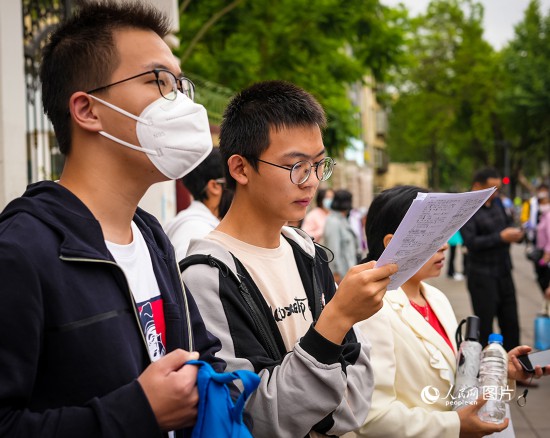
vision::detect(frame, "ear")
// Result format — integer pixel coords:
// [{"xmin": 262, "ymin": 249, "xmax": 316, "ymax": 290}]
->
[
  {"xmin": 206, "ymin": 179, "xmax": 223, "ymax": 197},
  {"xmin": 227, "ymin": 154, "xmax": 249, "ymax": 187},
  {"xmin": 69, "ymin": 91, "xmax": 103, "ymax": 133},
  {"xmin": 383, "ymin": 233, "xmax": 394, "ymax": 249}
]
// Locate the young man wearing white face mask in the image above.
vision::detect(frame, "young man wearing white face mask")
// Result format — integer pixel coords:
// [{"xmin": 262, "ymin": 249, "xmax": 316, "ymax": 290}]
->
[{"xmin": 0, "ymin": 2, "xmax": 230, "ymax": 437}]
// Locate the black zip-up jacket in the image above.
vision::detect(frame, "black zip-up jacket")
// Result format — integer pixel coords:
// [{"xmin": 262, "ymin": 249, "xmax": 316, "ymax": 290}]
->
[
  {"xmin": 0, "ymin": 181, "xmax": 224, "ymax": 437},
  {"xmin": 461, "ymin": 199, "xmax": 513, "ymax": 277}
]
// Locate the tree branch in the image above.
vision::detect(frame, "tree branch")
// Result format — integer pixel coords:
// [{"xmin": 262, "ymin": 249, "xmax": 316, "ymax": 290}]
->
[
  {"xmin": 179, "ymin": 0, "xmax": 192, "ymax": 16},
  {"xmin": 180, "ymin": 0, "xmax": 244, "ymax": 65}
]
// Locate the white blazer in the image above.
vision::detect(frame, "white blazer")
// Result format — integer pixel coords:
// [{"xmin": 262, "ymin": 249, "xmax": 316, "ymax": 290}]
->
[{"xmin": 350, "ymin": 282, "xmax": 461, "ymax": 438}]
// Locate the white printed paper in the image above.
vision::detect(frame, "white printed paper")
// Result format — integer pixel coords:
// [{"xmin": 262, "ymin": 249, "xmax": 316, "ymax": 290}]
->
[{"xmin": 375, "ymin": 187, "xmax": 496, "ymax": 290}]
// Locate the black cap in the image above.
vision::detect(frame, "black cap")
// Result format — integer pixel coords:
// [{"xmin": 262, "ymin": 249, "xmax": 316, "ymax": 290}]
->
[{"xmin": 465, "ymin": 316, "xmax": 481, "ymax": 341}]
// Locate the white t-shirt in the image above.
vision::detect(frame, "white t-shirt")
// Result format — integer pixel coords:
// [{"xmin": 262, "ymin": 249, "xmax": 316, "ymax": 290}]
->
[
  {"xmin": 164, "ymin": 201, "xmax": 220, "ymax": 261},
  {"xmin": 206, "ymin": 230, "xmax": 313, "ymax": 351},
  {"xmin": 106, "ymin": 221, "xmax": 167, "ymax": 362}
]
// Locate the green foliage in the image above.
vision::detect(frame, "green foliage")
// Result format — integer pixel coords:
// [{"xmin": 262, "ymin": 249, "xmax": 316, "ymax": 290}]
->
[
  {"xmin": 498, "ymin": 0, "xmax": 550, "ymax": 182},
  {"xmin": 387, "ymin": 0, "xmax": 498, "ymax": 190},
  {"xmin": 387, "ymin": 0, "xmax": 550, "ymax": 191},
  {"xmin": 176, "ymin": 0, "xmax": 406, "ymax": 156}
]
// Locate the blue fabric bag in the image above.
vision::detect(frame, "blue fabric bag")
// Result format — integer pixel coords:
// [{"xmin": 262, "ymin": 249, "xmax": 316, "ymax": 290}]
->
[
  {"xmin": 187, "ymin": 360, "xmax": 260, "ymax": 438},
  {"xmin": 534, "ymin": 301, "xmax": 550, "ymax": 351}
]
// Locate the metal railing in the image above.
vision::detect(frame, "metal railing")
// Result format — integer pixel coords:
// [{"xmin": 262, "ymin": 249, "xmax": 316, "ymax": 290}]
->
[{"xmin": 188, "ymin": 74, "xmax": 234, "ymax": 126}]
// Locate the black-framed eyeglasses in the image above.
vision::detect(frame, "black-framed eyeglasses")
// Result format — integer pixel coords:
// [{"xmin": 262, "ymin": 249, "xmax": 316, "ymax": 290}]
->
[
  {"xmin": 255, "ymin": 157, "xmax": 336, "ymax": 185},
  {"xmin": 86, "ymin": 69, "xmax": 195, "ymax": 101}
]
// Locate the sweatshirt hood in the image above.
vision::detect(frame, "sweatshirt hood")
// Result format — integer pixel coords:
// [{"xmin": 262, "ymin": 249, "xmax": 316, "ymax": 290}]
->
[
  {"xmin": 281, "ymin": 225, "xmax": 316, "ymax": 256},
  {"xmin": 0, "ymin": 181, "xmax": 171, "ymax": 260},
  {"xmin": 186, "ymin": 225, "xmax": 317, "ymax": 279}
]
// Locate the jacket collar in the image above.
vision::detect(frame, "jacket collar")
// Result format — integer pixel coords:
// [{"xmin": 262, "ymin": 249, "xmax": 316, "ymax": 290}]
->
[
  {"xmin": 1, "ymin": 181, "xmax": 170, "ymax": 262},
  {"xmin": 186, "ymin": 225, "xmax": 318, "ymax": 280},
  {"xmin": 385, "ymin": 284, "xmax": 457, "ymax": 382}
]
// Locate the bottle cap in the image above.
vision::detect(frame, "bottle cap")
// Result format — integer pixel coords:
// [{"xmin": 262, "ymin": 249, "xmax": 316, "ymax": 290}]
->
[
  {"xmin": 488, "ymin": 333, "xmax": 503, "ymax": 344},
  {"xmin": 465, "ymin": 316, "xmax": 480, "ymax": 341}
]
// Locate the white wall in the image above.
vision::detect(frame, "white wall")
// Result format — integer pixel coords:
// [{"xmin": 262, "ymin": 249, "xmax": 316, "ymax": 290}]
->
[{"xmin": 0, "ymin": 0, "xmax": 27, "ymax": 208}]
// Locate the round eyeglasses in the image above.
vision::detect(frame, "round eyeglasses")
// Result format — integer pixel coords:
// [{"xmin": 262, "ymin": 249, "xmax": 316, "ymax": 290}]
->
[
  {"xmin": 86, "ymin": 69, "xmax": 195, "ymax": 101},
  {"xmin": 255, "ymin": 157, "xmax": 336, "ymax": 185}
]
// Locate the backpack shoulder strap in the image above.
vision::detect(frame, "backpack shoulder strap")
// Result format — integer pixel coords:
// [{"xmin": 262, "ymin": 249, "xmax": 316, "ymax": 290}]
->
[
  {"xmin": 179, "ymin": 254, "xmax": 240, "ymax": 284},
  {"xmin": 179, "ymin": 253, "xmax": 283, "ymax": 362}
]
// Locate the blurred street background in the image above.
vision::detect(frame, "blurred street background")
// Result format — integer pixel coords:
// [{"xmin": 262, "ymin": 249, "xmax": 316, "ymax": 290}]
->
[{"xmin": 3, "ymin": 0, "xmax": 549, "ymax": 218}]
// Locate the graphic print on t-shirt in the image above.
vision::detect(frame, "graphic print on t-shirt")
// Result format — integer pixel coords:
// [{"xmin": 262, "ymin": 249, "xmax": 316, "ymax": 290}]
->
[
  {"xmin": 272, "ymin": 297, "xmax": 308, "ymax": 322},
  {"xmin": 136, "ymin": 296, "xmax": 166, "ymax": 361}
]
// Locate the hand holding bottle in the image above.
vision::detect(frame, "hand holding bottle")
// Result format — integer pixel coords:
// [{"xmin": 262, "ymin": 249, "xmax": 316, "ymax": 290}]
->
[{"xmin": 457, "ymin": 398, "xmax": 509, "ymax": 438}]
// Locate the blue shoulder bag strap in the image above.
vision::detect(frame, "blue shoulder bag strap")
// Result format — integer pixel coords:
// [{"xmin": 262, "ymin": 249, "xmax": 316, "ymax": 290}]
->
[{"xmin": 186, "ymin": 360, "xmax": 260, "ymax": 438}]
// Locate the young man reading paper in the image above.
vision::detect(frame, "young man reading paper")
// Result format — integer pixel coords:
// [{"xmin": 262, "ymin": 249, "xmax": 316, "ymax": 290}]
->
[{"xmin": 181, "ymin": 81, "xmax": 398, "ymax": 437}]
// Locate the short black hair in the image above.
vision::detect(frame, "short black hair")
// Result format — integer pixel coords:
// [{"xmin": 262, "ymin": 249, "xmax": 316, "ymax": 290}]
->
[
  {"xmin": 364, "ymin": 185, "xmax": 429, "ymax": 262},
  {"xmin": 472, "ymin": 167, "xmax": 500, "ymax": 185},
  {"xmin": 331, "ymin": 189, "xmax": 353, "ymax": 212},
  {"xmin": 182, "ymin": 148, "xmax": 224, "ymax": 201},
  {"xmin": 219, "ymin": 80, "xmax": 326, "ymax": 190},
  {"xmin": 40, "ymin": 0, "xmax": 170, "ymax": 155}
]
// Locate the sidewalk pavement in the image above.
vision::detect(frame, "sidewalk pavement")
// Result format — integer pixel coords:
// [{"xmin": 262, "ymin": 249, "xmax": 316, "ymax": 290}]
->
[{"xmin": 427, "ymin": 243, "xmax": 550, "ymax": 438}]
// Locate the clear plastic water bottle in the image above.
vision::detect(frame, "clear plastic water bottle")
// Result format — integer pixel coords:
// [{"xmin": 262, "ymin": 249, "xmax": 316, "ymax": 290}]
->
[
  {"xmin": 452, "ymin": 316, "xmax": 482, "ymax": 410},
  {"xmin": 477, "ymin": 333, "xmax": 508, "ymax": 424}
]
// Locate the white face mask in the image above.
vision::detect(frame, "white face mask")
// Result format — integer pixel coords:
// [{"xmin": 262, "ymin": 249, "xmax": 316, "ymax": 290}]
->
[
  {"xmin": 89, "ymin": 92, "xmax": 213, "ymax": 180},
  {"xmin": 540, "ymin": 204, "xmax": 550, "ymax": 214}
]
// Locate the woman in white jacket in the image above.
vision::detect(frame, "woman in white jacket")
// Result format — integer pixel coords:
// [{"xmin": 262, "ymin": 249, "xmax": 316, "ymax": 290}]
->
[{"xmin": 349, "ymin": 185, "xmax": 546, "ymax": 438}]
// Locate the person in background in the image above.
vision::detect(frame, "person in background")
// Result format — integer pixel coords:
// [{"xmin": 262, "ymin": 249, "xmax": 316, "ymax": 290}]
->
[
  {"xmin": 349, "ymin": 185, "xmax": 547, "ymax": 438},
  {"xmin": 0, "ymin": 2, "xmax": 229, "ymax": 436},
  {"xmin": 349, "ymin": 206, "xmax": 369, "ymax": 260},
  {"xmin": 324, "ymin": 189, "xmax": 360, "ymax": 284},
  {"xmin": 535, "ymin": 188, "xmax": 550, "ymax": 299},
  {"xmin": 182, "ymin": 80, "xmax": 398, "ymax": 437},
  {"xmin": 499, "ymin": 193, "xmax": 516, "ymax": 223},
  {"xmin": 461, "ymin": 168, "xmax": 524, "ymax": 353},
  {"xmin": 165, "ymin": 148, "xmax": 227, "ymax": 261},
  {"xmin": 521, "ymin": 183, "xmax": 549, "ymax": 248},
  {"xmin": 447, "ymin": 230, "xmax": 464, "ymax": 281},
  {"xmin": 301, "ymin": 187, "xmax": 334, "ymax": 243},
  {"xmin": 522, "ymin": 183, "xmax": 550, "ymax": 299}
]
